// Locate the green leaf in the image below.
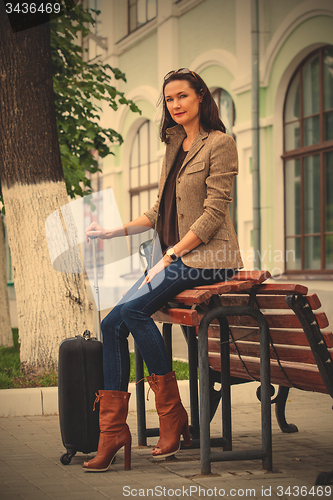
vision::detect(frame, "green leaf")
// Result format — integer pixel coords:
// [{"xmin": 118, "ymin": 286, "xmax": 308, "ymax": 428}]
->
[{"xmin": 48, "ymin": 1, "xmax": 142, "ymax": 200}]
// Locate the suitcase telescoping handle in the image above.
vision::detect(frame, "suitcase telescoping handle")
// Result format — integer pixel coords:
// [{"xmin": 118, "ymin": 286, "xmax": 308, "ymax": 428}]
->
[{"xmin": 89, "ymin": 235, "xmax": 102, "ymax": 342}]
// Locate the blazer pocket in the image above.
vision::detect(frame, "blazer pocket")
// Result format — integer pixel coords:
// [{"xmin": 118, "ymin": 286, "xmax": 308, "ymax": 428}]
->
[{"xmin": 186, "ymin": 162, "xmax": 205, "ymax": 174}]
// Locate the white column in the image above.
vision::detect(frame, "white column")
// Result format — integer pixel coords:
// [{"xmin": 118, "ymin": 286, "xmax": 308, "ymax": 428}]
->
[{"xmin": 157, "ymin": 0, "xmax": 179, "ymax": 86}]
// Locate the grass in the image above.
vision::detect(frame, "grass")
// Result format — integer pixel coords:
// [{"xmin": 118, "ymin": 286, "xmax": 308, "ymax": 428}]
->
[
  {"xmin": 0, "ymin": 329, "xmax": 58, "ymax": 389},
  {"xmin": 0, "ymin": 329, "xmax": 189, "ymax": 389},
  {"xmin": 129, "ymin": 353, "xmax": 190, "ymax": 382}
]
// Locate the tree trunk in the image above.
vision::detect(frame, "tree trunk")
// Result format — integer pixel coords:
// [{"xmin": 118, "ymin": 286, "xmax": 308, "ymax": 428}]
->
[
  {"xmin": 0, "ymin": 6, "xmax": 93, "ymax": 373},
  {"xmin": 0, "ymin": 217, "xmax": 13, "ymax": 347}
]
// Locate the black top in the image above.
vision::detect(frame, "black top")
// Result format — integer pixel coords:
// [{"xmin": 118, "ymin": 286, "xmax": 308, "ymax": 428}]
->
[{"xmin": 161, "ymin": 146, "xmax": 188, "ymax": 251}]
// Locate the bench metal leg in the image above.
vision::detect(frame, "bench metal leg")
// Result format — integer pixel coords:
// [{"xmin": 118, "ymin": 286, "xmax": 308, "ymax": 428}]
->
[
  {"xmin": 135, "ymin": 343, "xmax": 147, "ymax": 446},
  {"xmin": 162, "ymin": 323, "xmax": 172, "ymax": 371},
  {"xmin": 275, "ymin": 386, "xmax": 298, "ymax": 433},
  {"xmin": 181, "ymin": 325, "xmax": 228, "ymax": 449},
  {"xmin": 198, "ymin": 314, "xmax": 212, "ymax": 475},
  {"xmin": 198, "ymin": 306, "xmax": 272, "ymax": 475},
  {"xmin": 187, "ymin": 326, "xmax": 200, "ymax": 439},
  {"xmin": 220, "ymin": 317, "xmax": 232, "ymax": 451}
]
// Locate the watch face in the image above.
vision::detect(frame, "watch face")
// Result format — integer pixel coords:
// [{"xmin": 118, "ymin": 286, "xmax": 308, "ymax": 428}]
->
[{"xmin": 167, "ymin": 248, "xmax": 177, "ymax": 260}]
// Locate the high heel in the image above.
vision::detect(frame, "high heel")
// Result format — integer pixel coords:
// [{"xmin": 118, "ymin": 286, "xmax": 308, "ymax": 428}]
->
[
  {"xmin": 83, "ymin": 390, "xmax": 131, "ymax": 472},
  {"xmin": 147, "ymin": 371, "xmax": 191, "ymax": 458},
  {"xmin": 124, "ymin": 440, "xmax": 131, "ymax": 471},
  {"xmin": 181, "ymin": 419, "xmax": 191, "ymax": 447}
]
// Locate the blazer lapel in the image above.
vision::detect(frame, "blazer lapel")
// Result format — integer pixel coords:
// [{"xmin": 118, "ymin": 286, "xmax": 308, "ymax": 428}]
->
[
  {"xmin": 162, "ymin": 126, "xmax": 209, "ymax": 183},
  {"xmin": 163, "ymin": 125, "xmax": 186, "ymax": 181},
  {"xmin": 179, "ymin": 128, "xmax": 208, "ymax": 173}
]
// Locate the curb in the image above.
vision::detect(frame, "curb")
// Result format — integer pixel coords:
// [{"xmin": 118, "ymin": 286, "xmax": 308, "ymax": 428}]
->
[
  {"xmin": 0, "ymin": 381, "xmax": 262, "ymax": 418},
  {"xmin": 0, "ymin": 387, "xmax": 58, "ymax": 417},
  {"xmin": 0, "ymin": 383, "xmax": 186, "ymax": 417}
]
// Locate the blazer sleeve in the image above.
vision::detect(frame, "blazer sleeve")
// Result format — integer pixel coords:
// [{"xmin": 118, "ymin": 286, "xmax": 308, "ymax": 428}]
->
[
  {"xmin": 190, "ymin": 133, "xmax": 238, "ymax": 244},
  {"xmin": 144, "ymin": 197, "xmax": 159, "ymax": 227}
]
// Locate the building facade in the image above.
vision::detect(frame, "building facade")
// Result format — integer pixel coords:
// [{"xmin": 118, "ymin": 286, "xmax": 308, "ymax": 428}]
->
[{"xmin": 82, "ymin": 0, "xmax": 333, "ymax": 315}]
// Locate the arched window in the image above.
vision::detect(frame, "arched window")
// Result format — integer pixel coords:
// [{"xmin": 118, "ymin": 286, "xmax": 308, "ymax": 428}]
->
[
  {"xmin": 283, "ymin": 46, "xmax": 333, "ymax": 273},
  {"xmin": 129, "ymin": 120, "xmax": 158, "ymax": 267},
  {"xmin": 212, "ymin": 88, "xmax": 237, "ymax": 231},
  {"xmin": 212, "ymin": 88, "xmax": 235, "ymax": 136}
]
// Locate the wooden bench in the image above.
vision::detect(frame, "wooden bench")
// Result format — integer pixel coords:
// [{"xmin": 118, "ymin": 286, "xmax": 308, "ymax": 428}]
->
[
  {"xmin": 200, "ymin": 280, "xmax": 333, "ymax": 431},
  {"xmin": 134, "ymin": 270, "xmax": 333, "ymax": 474}
]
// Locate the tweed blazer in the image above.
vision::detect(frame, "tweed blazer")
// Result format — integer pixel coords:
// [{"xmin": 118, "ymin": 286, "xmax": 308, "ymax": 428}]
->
[{"xmin": 144, "ymin": 124, "xmax": 243, "ymax": 269}]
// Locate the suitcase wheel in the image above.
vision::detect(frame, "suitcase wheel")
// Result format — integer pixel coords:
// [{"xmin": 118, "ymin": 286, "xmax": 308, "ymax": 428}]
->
[{"xmin": 60, "ymin": 451, "xmax": 76, "ymax": 465}]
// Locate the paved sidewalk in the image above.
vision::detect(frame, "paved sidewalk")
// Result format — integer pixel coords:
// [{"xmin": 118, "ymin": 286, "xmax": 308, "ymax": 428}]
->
[{"xmin": 0, "ymin": 387, "xmax": 332, "ymax": 500}]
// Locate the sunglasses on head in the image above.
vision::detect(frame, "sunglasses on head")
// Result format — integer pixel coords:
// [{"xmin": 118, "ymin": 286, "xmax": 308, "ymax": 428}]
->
[{"xmin": 164, "ymin": 68, "xmax": 199, "ymax": 81}]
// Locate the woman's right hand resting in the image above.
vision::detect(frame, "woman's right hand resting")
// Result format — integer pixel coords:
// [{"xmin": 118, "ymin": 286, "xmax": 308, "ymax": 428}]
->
[{"xmin": 85, "ymin": 222, "xmax": 111, "ymax": 243}]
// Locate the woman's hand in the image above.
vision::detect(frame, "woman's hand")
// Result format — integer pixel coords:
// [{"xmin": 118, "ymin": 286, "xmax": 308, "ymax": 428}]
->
[
  {"xmin": 138, "ymin": 255, "xmax": 173, "ymax": 289},
  {"xmin": 85, "ymin": 222, "xmax": 111, "ymax": 243}
]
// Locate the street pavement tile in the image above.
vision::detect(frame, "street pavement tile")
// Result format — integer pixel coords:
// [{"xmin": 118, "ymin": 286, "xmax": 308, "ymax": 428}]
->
[
  {"xmin": 36, "ymin": 488, "xmax": 76, "ymax": 498},
  {"xmin": 60, "ymin": 494, "xmax": 114, "ymax": 500},
  {"xmin": 0, "ymin": 494, "xmax": 23, "ymax": 500},
  {"xmin": 21, "ymin": 494, "xmax": 53, "ymax": 500}
]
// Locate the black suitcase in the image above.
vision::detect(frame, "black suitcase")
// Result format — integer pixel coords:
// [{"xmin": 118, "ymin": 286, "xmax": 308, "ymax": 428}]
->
[
  {"xmin": 58, "ymin": 331, "xmax": 104, "ymax": 464},
  {"xmin": 58, "ymin": 237, "xmax": 104, "ymax": 465}
]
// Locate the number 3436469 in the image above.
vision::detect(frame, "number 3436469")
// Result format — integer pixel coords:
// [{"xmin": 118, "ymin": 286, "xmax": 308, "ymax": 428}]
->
[{"xmin": 5, "ymin": 3, "xmax": 61, "ymax": 14}]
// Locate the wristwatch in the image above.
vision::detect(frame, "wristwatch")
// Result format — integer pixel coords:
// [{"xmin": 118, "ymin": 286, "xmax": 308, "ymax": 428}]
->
[{"xmin": 166, "ymin": 247, "xmax": 179, "ymax": 261}]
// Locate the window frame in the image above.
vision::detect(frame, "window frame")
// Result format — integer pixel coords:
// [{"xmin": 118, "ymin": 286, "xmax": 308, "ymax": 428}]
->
[
  {"xmin": 211, "ymin": 87, "xmax": 238, "ymax": 232},
  {"xmin": 129, "ymin": 120, "xmax": 159, "ymax": 271},
  {"xmin": 282, "ymin": 45, "xmax": 333, "ymax": 275},
  {"xmin": 127, "ymin": 0, "xmax": 157, "ymax": 36}
]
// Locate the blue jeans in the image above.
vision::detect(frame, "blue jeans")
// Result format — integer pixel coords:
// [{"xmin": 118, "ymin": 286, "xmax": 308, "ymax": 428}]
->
[{"xmin": 101, "ymin": 259, "xmax": 235, "ymax": 391}]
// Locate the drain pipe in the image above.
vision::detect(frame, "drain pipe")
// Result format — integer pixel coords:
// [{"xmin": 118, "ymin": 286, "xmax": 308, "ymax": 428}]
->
[{"xmin": 251, "ymin": 0, "xmax": 261, "ymax": 270}]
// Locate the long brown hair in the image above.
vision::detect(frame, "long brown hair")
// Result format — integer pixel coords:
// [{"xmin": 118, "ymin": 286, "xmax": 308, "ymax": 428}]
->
[{"xmin": 159, "ymin": 70, "xmax": 226, "ymax": 143}]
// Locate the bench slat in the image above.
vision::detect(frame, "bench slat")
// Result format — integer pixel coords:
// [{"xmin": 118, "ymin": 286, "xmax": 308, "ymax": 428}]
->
[
  {"xmin": 156, "ymin": 308, "xmax": 329, "ymax": 330},
  {"xmin": 218, "ymin": 293, "xmax": 322, "ymax": 311},
  {"xmin": 206, "ymin": 325, "xmax": 333, "ymax": 348},
  {"xmin": 170, "ymin": 289, "xmax": 212, "ymax": 305},
  {"xmin": 195, "ymin": 281, "xmax": 307, "ymax": 295},
  {"xmin": 192, "ymin": 272, "xmax": 271, "ymax": 295},
  {"xmin": 227, "ymin": 281, "xmax": 263, "ymax": 292},
  {"xmin": 209, "ymin": 354, "xmax": 329, "ymax": 394},
  {"xmin": 207, "ymin": 338, "xmax": 318, "ymax": 364},
  {"xmin": 252, "ymin": 284, "xmax": 308, "ymax": 295},
  {"xmin": 152, "ymin": 308, "xmax": 199, "ymax": 326},
  {"xmin": 209, "ymin": 312, "xmax": 329, "ymax": 329},
  {"xmin": 229, "ymin": 270, "xmax": 271, "ymax": 282},
  {"xmin": 193, "ymin": 282, "xmax": 232, "ymax": 294},
  {"xmin": 208, "ymin": 325, "xmax": 309, "ymax": 346}
]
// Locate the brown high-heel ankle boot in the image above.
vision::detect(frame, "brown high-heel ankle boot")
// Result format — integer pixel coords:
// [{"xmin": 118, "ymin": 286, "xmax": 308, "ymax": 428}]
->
[
  {"xmin": 83, "ymin": 390, "xmax": 131, "ymax": 472},
  {"xmin": 147, "ymin": 371, "xmax": 191, "ymax": 458}
]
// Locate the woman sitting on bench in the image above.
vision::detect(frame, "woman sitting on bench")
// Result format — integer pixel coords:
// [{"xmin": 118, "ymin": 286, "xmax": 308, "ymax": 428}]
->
[{"xmin": 84, "ymin": 69, "xmax": 243, "ymax": 472}]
